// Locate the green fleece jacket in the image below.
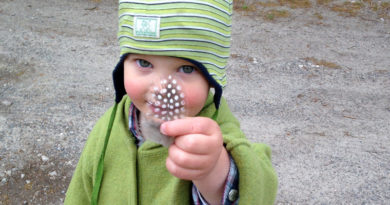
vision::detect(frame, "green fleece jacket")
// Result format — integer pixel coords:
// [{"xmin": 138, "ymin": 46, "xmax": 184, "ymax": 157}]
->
[{"xmin": 65, "ymin": 94, "xmax": 278, "ymax": 204}]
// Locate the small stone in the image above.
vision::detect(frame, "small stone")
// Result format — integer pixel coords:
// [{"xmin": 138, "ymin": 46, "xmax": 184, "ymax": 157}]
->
[
  {"xmin": 49, "ymin": 171, "xmax": 57, "ymax": 177},
  {"xmin": 41, "ymin": 155, "xmax": 49, "ymax": 162},
  {"xmin": 252, "ymin": 57, "xmax": 258, "ymax": 64},
  {"xmin": 1, "ymin": 100, "xmax": 12, "ymax": 106}
]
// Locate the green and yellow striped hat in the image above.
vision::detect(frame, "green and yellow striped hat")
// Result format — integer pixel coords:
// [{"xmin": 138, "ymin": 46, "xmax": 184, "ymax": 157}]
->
[{"xmin": 113, "ymin": 0, "xmax": 233, "ymax": 109}]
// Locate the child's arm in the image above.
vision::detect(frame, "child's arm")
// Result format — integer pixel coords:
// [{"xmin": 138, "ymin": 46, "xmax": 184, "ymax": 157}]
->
[{"xmin": 161, "ymin": 117, "xmax": 230, "ymax": 204}]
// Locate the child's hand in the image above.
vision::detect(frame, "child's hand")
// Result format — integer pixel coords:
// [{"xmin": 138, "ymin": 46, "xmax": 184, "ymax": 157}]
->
[
  {"xmin": 161, "ymin": 117, "xmax": 230, "ymax": 204},
  {"xmin": 160, "ymin": 117, "xmax": 227, "ymax": 181}
]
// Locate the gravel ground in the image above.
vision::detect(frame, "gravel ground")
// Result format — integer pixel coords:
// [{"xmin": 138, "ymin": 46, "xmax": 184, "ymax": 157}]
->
[{"xmin": 0, "ymin": 0, "xmax": 389, "ymax": 204}]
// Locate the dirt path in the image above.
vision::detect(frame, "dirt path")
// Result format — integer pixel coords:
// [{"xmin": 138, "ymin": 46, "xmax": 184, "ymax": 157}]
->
[{"xmin": 0, "ymin": 0, "xmax": 389, "ymax": 204}]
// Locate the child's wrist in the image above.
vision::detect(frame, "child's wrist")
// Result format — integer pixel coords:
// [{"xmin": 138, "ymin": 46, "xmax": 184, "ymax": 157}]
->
[{"xmin": 193, "ymin": 148, "xmax": 230, "ymax": 204}]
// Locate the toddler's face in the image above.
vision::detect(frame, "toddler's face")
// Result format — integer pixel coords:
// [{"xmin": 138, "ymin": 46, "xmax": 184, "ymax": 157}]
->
[{"xmin": 124, "ymin": 54, "xmax": 209, "ymax": 118}]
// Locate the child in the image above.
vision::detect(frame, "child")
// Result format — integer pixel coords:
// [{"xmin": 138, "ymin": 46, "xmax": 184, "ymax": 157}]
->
[{"xmin": 65, "ymin": 0, "xmax": 277, "ymax": 204}]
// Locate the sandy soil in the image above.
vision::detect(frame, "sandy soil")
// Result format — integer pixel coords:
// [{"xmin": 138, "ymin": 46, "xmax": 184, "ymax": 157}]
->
[{"xmin": 0, "ymin": 0, "xmax": 389, "ymax": 204}]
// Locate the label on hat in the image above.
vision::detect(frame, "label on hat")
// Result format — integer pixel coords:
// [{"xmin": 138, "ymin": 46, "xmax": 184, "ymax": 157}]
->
[{"xmin": 133, "ymin": 16, "xmax": 160, "ymax": 38}]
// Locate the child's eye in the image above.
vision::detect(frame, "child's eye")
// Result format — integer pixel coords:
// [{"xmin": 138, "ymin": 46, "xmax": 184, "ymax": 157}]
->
[
  {"xmin": 136, "ymin": 59, "xmax": 152, "ymax": 68},
  {"xmin": 179, "ymin": 65, "xmax": 195, "ymax": 74}
]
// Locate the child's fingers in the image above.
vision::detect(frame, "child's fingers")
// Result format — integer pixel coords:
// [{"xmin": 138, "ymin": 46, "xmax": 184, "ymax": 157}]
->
[
  {"xmin": 166, "ymin": 156, "xmax": 206, "ymax": 180},
  {"xmin": 168, "ymin": 144, "xmax": 212, "ymax": 169},
  {"xmin": 161, "ymin": 117, "xmax": 223, "ymax": 154},
  {"xmin": 173, "ymin": 133, "xmax": 220, "ymax": 155},
  {"xmin": 160, "ymin": 117, "xmax": 218, "ymax": 137}
]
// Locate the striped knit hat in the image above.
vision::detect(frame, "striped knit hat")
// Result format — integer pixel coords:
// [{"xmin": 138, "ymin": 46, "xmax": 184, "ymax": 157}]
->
[{"xmin": 113, "ymin": 0, "xmax": 233, "ymax": 109}]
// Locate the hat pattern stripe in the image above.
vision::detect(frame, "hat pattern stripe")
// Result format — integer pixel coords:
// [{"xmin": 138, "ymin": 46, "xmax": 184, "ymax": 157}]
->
[
  {"xmin": 162, "ymin": 26, "xmax": 230, "ymax": 37},
  {"xmin": 120, "ymin": 0, "xmax": 232, "ymax": 16},
  {"xmin": 119, "ymin": 13, "xmax": 231, "ymax": 28},
  {"xmin": 120, "ymin": 23, "xmax": 230, "ymax": 38},
  {"xmin": 121, "ymin": 45, "xmax": 229, "ymax": 59},
  {"xmin": 120, "ymin": 18, "xmax": 230, "ymax": 39},
  {"xmin": 119, "ymin": 5, "xmax": 229, "ymax": 20},
  {"xmin": 118, "ymin": 34, "xmax": 230, "ymax": 49}
]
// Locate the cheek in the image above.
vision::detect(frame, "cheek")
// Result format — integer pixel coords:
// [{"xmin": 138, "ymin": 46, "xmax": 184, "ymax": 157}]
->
[
  {"xmin": 124, "ymin": 75, "xmax": 146, "ymax": 103},
  {"xmin": 183, "ymin": 85, "xmax": 209, "ymax": 116}
]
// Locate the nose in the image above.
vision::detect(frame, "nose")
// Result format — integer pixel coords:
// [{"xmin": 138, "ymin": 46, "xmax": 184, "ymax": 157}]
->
[
  {"xmin": 147, "ymin": 74, "xmax": 186, "ymax": 121},
  {"xmin": 149, "ymin": 68, "xmax": 183, "ymax": 89},
  {"xmin": 153, "ymin": 68, "xmax": 177, "ymax": 80}
]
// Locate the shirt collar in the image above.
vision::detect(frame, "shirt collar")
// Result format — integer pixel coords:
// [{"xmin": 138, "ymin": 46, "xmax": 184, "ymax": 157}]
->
[{"xmin": 129, "ymin": 103, "xmax": 145, "ymax": 146}]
